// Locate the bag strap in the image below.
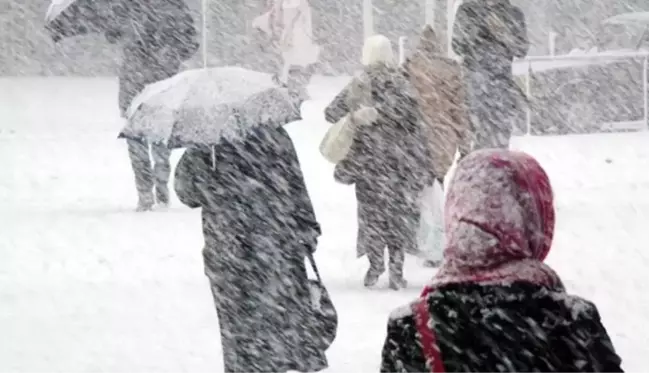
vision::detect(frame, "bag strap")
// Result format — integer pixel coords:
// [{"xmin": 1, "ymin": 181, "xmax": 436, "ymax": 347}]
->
[
  {"xmin": 413, "ymin": 297, "xmax": 446, "ymax": 372},
  {"xmin": 306, "ymin": 252, "xmax": 322, "ymax": 283}
]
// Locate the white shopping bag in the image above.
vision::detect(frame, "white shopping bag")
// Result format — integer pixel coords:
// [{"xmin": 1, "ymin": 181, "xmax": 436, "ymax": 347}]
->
[
  {"xmin": 417, "ymin": 180, "xmax": 445, "ymax": 263},
  {"xmin": 319, "ymin": 107, "xmax": 377, "ymax": 164},
  {"xmin": 319, "ymin": 114, "xmax": 355, "ymax": 164}
]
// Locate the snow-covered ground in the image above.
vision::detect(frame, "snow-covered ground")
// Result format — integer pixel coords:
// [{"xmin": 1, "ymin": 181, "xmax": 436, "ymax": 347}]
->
[{"xmin": 2, "ymin": 76, "xmax": 649, "ymax": 371}]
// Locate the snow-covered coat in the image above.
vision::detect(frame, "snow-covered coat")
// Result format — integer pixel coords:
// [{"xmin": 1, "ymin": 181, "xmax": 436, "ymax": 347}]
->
[
  {"xmin": 112, "ymin": 0, "xmax": 198, "ymax": 116},
  {"xmin": 381, "ymin": 149, "xmax": 623, "ymax": 372},
  {"xmin": 174, "ymin": 125, "xmax": 327, "ymax": 373},
  {"xmin": 403, "ymin": 25, "xmax": 471, "ymax": 179},
  {"xmin": 452, "ymin": 0, "xmax": 528, "ymax": 77},
  {"xmin": 327, "ymin": 63, "xmax": 434, "ymax": 257},
  {"xmin": 452, "ymin": 0, "xmax": 529, "ymax": 149}
]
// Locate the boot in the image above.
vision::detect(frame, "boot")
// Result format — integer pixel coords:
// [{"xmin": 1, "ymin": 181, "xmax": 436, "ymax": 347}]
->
[
  {"xmin": 155, "ymin": 184, "xmax": 170, "ymax": 207},
  {"xmin": 423, "ymin": 259, "xmax": 441, "ymax": 268},
  {"xmin": 136, "ymin": 192, "xmax": 154, "ymax": 212},
  {"xmin": 387, "ymin": 246, "xmax": 407, "ymax": 290},
  {"xmin": 363, "ymin": 269, "xmax": 383, "ymax": 288},
  {"xmin": 389, "ymin": 275, "xmax": 408, "ymax": 290}
]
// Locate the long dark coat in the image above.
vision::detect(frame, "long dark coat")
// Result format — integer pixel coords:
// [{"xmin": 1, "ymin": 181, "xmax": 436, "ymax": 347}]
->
[
  {"xmin": 174, "ymin": 125, "xmax": 327, "ymax": 373},
  {"xmin": 452, "ymin": 0, "xmax": 529, "ymax": 148},
  {"xmin": 381, "ymin": 282, "xmax": 623, "ymax": 372},
  {"xmin": 325, "ymin": 64, "xmax": 433, "ymax": 257},
  {"xmin": 109, "ymin": 0, "xmax": 199, "ymax": 116}
]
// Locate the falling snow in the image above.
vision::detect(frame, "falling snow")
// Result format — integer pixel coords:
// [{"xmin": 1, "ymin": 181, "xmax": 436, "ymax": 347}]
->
[{"xmin": 3, "ymin": 0, "xmax": 649, "ymax": 372}]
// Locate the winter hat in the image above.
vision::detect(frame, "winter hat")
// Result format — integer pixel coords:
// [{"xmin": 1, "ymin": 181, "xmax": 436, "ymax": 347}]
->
[
  {"xmin": 361, "ymin": 34, "xmax": 395, "ymax": 67},
  {"xmin": 423, "ymin": 149, "xmax": 562, "ymax": 296}
]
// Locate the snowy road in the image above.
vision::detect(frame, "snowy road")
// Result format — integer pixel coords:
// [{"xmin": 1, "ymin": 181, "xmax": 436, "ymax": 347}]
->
[{"xmin": 2, "ymin": 77, "xmax": 649, "ymax": 371}]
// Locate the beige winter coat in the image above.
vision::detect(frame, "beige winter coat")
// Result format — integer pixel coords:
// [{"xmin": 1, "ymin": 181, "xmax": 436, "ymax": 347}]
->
[{"xmin": 403, "ymin": 26, "xmax": 472, "ymax": 179}]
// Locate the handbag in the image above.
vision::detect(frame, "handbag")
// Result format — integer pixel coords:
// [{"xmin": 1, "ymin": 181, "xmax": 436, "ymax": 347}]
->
[
  {"xmin": 416, "ymin": 180, "xmax": 445, "ymax": 263},
  {"xmin": 319, "ymin": 113, "xmax": 356, "ymax": 164},
  {"xmin": 319, "ymin": 106, "xmax": 378, "ymax": 164},
  {"xmin": 305, "ymin": 252, "xmax": 338, "ymax": 351}
]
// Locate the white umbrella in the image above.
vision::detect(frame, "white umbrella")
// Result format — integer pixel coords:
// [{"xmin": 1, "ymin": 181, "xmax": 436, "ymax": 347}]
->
[{"xmin": 120, "ymin": 66, "xmax": 302, "ymax": 147}]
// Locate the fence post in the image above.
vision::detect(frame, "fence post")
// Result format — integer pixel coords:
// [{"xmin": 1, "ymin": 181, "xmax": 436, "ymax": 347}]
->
[
  {"xmin": 363, "ymin": 0, "xmax": 374, "ymax": 40},
  {"xmin": 201, "ymin": 0, "xmax": 208, "ymax": 68},
  {"xmin": 642, "ymin": 54, "xmax": 649, "ymax": 130},
  {"xmin": 398, "ymin": 36, "xmax": 407, "ymax": 65},
  {"xmin": 548, "ymin": 31, "xmax": 557, "ymax": 57},
  {"xmin": 446, "ymin": 0, "xmax": 456, "ymax": 57},
  {"xmin": 425, "ymin": 0, "xmax": 435, "ymax": 26},
  {"xmin": 526, "ymin": 61, "xmax": 532, "ymax": 135}
]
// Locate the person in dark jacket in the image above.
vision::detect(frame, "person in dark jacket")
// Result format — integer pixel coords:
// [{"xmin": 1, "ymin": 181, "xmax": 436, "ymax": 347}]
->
[
  {"xmin": 108, "ymin": 0, "xmax": 198, "ymax": 211},
  {"xmin": 326, "ymin": 36, "xmax": 433, "ymax": 290},
  {"xmin": 174, "ymin": 125, "xmax": 327, "ymax": 373},
  {"xmin": 452, "ymin": 0, "xmax": 529, "ymax": 151},
  {"xmin": 381, "ymin": 149, "xmax": 623, "ymax": 372}
]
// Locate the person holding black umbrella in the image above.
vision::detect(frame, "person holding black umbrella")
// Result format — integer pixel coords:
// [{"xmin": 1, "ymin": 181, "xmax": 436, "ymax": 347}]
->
[{"xmin": 109, "ymin": 0, "xmax": 199, "ymax": 211}]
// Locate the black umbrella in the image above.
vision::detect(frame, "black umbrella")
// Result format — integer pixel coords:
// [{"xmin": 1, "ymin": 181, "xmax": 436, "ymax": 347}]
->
[{"xmin": 45, "ymin": 0, "xmax": 123, "ymax": 42}]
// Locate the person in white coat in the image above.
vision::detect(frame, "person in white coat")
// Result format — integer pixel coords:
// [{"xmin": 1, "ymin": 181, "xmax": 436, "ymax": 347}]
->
[{"xmin": 253, "ymin": 0, "xmax": 321, "ymax": 85}]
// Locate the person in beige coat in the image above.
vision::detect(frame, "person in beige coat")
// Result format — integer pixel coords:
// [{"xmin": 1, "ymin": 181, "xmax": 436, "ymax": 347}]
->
[{"xmin": 402, "ymin": 25, "xmax": 472, "ymax": 185}]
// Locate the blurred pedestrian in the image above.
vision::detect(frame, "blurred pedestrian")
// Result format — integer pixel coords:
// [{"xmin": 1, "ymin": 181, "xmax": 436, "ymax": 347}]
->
[
  {"xmin": 326, "ymin": 35, "xmax": 433, "ymax": 290},
  {"xmin": 253, "ymin": 0, "xmax": 320, "ymax": 86},
  {"xmin": 109, "ymin": 0, "xmax": 198, "ymax": 211},
  {"xmin": 403, "ymin": 24, "xmax": 472, "ymax": 184},
  {"xmin": 452, "ymin": 0, "xmax": 529, "ymax": 151}
]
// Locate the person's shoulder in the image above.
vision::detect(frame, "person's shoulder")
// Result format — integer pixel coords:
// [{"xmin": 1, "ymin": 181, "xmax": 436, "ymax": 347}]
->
[
  {"xmin": 509, "ymin": 4, "xmax": 526, "ymax": 19},
  {"xmin": 545, "ymin": 290, "xmax": 600, "ymax": 321},
  {"xmin": 457, "ymin": 2, "xmax": 472, "ymax": 11},
  {"xmin": 433, "ymin": 55, "xmax": 461, "ymax": 69},
  {"xmin": 389, "ymin": 301, "xmax": 416, "ymax": 321},
  {"xmin": 388, "ymin": 295, "xmax": 432, "ymax": 322},
  {"xmin": 458, "ymin": 1, "xmax": 480, "ymax": 15}
]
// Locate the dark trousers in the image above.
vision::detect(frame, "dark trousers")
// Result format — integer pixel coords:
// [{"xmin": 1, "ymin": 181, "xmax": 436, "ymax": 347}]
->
[
  {"xmin": 365, "ymin": 244, "xmax": 406, "ymax": 279},
  {"xmin": 466, "ymin": 73, "xmax": 517, "ymax": 150},
  {"xmin": 358, "ymin": 207, "xmax": 416, "ymax": 279},
  {"xmin": 126, "ymin": 139, "xmax": 171, "ymax": 202}
]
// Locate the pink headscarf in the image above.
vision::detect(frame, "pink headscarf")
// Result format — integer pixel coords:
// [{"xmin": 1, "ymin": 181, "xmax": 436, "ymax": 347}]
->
[{"xmin": 422, "ymin": 149, "xmax": 562, "ymax": 297}]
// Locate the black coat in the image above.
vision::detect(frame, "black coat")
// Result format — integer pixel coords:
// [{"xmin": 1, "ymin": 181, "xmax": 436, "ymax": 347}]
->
[
  {"xmin": 452, "ymin": 0, "xmax": 528, "ymax": 77},
  {"xmin": 174, "ymin": 126, "xmax": 326, "ymax": 373},
  {"xmin": 111, "ymin": 0, "xmax": 198, "ymax": 115},
  {"xmin": 452, "ymin": 0, "xmax": 529, "ymax": 143},
  {"xmin": 381, "ymin": 282, "xmax": 623, "ymax": 372}
]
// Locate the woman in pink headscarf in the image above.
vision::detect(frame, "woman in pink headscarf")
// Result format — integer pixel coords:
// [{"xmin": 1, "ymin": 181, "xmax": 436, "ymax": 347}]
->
[{"xmin": 381, "ymin": 149, "xmax": 623, "ymax": 372}]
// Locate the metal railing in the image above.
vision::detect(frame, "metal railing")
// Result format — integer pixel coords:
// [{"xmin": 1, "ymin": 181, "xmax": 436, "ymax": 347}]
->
[
  {"xmin": 396, "ymin": 36, "xmax": 649, "ymax": 135},
  {"xmin": 515, "ymin": 51, "xmax": 649, "ymax": 134}
]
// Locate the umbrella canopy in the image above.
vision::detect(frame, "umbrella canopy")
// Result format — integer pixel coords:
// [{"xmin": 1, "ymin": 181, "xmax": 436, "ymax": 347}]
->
[
  {"xmin": 120, "ymin": 66, "xmax": 303, "ymax": 147},
  {"xmin": 45, "ymin": 0, "xmax": 121, "ymax": 42}
]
